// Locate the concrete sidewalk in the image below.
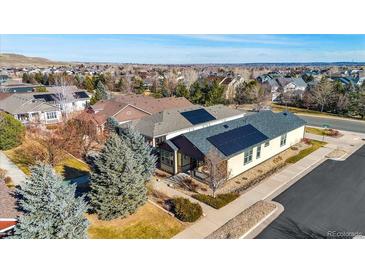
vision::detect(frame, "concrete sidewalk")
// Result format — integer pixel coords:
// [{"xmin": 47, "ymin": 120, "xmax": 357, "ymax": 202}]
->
[
  {"xmin": 173, "ymin": 146, "xmax": 334, "ymax": 239},
  {"xmin": 0, "ymin": 152, "xmax": 26, "ymax": 186}
]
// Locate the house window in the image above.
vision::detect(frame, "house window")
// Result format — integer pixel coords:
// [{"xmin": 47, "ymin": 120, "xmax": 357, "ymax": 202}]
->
[
  {"xmin": 264, "ymin": 141, "xmax": 270, "ymax": 147},
  {"xmin": 46, "ymin": 112, "xmax": 57, "ymax": 120},
  {"xmin": 280, "ymin": 134, "xmax": 287, "ymax": 147},
  {"xmin": 244, "ymin": 149, "xmax": 253, "ymax": 165},
  {"xmin": 160, "ymin": 149, "xmax": 174, "ymax": 167},
  {"xmin": 256, "ymin": 146, "xmax": 261, "ymax": 159}
]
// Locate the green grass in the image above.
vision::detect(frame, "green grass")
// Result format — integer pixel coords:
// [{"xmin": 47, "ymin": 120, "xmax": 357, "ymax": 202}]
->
[
  {"xmin": 192, "ymin": 193, "xmax": 239, "ymax": 209},
  {"xmin": 87, "ymin": 202, "xmax": 185, "ymax": 239},
  {"xmin": 305, "ymin": 127, "xmax": 327, "ymax": 136},
  {"xmin": 286, "ymin": 140, "xmax": 327, "ymax": 164}
]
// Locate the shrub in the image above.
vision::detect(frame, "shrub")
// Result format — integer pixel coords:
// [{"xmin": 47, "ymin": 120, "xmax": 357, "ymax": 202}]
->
[
  {"xmin": 0, "ymin": 112, "xmax": 25, "ymax": 150},
  {"xmin": 169, "ymin": 197, "xmax": 202, "ymax": 222},
  {"xmin": 302, "ymin": 138, "xmax": 311, "ymax": 145},
  {"xmin": 192, "ymin": 193, "xmax": 239, "ymax": 209}
]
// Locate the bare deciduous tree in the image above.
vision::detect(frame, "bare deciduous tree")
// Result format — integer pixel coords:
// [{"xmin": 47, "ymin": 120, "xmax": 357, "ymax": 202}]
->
[
  {"xmin": 309, "ymin": 78, "xmax": 335, "ymax": 112},
  {"xmin": 54, "ymin": 75, "xmax": 74, "ymax": 119},
  {"xmin": 203, "ymin": 149, "xmax": 231, "ymax": 197}
]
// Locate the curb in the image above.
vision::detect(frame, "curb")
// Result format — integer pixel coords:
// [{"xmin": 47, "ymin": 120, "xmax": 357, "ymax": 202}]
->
[{"xmin": 240, "ymin": 201, "xmax": 284, "ymax": 239}]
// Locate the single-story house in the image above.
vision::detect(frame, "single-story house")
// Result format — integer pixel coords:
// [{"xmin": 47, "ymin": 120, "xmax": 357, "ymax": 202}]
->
[
  {"xmin": 130, "ymin": 104, "xmax": 244, "ymax": 148},
  {"xmin": 0, "ymin": 86, "xmax": 90, "ymax": 124},
  {"xmin": 89, "ymin": 94, "xmax": 193, "ymax": 129},
  {"xmin": 157, "ymin": 110, "xmax": 306, "ymax": 178}
]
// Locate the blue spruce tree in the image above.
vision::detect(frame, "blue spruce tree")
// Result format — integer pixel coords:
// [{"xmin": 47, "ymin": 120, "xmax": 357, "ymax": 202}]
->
[
  {"xmin": 90, "ymin": 133, "xmax": 150, "ymax": 220},
  {"xmin": 13, "ymin": 164, "xmax": 89, "ymax": 239},
  {"xmin": 119, "ymin": 126, "xmax": 156, "ymax": 182}
]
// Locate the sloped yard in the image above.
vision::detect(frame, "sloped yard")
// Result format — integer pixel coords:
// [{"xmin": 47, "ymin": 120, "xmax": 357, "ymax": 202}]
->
[
  {"xmin": 3, "ymin": 143, "xmax": 90, "ymax": 180},
  {"xmin": 87, "ymin": 202, "xmax": 185, "ymax": 239}
]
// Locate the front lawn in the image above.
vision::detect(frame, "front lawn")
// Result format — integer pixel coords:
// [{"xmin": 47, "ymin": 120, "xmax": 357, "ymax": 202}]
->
[
  {"xmin": 87, "ymin": 202, "xmax": 185, "ymax": 239},
  {"xmin": 286, "ymin": 140, "xmax": 327, "ymax": 164},
  {"xmin": 4, "ymin": 148, "xmax": 90, "ymax": 180},
  {"xmin": 305, "ymin": 127, "xmax": 341, "ymax": 138}
]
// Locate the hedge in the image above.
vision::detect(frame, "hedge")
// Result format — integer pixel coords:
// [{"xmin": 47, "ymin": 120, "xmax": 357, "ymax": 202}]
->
[
  {"xmin": 192, "ymin": 193, "xmax": 239, "ymax": 209},
  {"xmin": 169, "ymin": 197, "xmax": 202, "ymax": 222}
]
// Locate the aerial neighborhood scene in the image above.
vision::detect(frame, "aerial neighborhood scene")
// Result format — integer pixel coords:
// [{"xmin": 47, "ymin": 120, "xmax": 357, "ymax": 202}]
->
[{"xmin": 1, "ymin": 34, "xmax": 365, "ymax": 240}]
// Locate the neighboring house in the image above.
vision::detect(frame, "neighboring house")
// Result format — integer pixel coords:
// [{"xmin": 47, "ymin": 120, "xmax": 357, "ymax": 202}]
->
[
  {"xmin": 89, "ymin": 94, "xmax": 193, "ymax": 128},
  {"xmin": 220, "ymin": 75, "xmax": 245, "ymax": 100},
  {"xmin": 0, "ymin": 182, "xmax": 19, "ymax": 238},
  {"xmin": 0, "ymin": 75, "xmax": 9, "ymax": 84},
  {"xmin": 0, "ymin": 86, "xmax": 90, "ymax": 124},
  {"xmin": 157, "ymin": 110, "xmax": 305, "ymax": 177},
  {"xmin": 356, "ymin": 71, "xmax": 365, "ymax": 86},
  {"xmin": 273, "ymin": 77, "xmax": 307, "ymax": 102},
  {"xmin": 0, "ymin": 83, "xmax": 39, "ymax": 93},
  {"xmin": 131, "ymin": 104, "xmax": 244, "ymax": 150}
]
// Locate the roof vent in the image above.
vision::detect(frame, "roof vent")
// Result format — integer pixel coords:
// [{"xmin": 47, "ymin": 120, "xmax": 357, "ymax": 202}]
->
[{"xmin": 223, "ymin": 125, "xmax": 229, "ymax": 128}]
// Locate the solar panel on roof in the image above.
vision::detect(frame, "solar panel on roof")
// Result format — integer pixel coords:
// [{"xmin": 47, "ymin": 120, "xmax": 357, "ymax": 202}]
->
[
  {"xmin": 180, "ymin": 108, "xmax": 216, "ymax": 125},
  {"xmin": 207, "ymin": 124, "xmax": 268, "ymax": 156},
  {"xmin": 33, "ymin": 94, "xmax": 55, "ymax": 102},
  {"xmin": 74, "ymin": 91, "xmax": 89, "ymax": 99}
]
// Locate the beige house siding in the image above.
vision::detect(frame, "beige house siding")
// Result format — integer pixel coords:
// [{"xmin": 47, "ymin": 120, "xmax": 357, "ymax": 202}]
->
[{"xmin": 227, "ymin": 126, "xmax": 305, "ymax": 179}]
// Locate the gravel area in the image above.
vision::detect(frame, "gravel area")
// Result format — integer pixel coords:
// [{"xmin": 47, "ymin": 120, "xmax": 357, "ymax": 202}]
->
[
  {"xmin": 206, "ymin": 201, "xmax": 277, "ymax": 239},
  {"xmin": 326, "ymin": 148, "xmax": 347, "ymax": 159}
]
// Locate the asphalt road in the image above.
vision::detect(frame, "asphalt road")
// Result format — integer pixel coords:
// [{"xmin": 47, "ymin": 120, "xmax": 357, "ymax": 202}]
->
[
  {"xmin": 257, "ymin": 145, "xmax": 365, "ymax": 239},
  {"xmin": 298, "ymin": 114, "xmax": 365, "ymax": 133}
]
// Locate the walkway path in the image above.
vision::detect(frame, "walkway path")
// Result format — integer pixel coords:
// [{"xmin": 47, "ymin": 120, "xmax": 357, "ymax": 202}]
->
[
  {"xmin": 0, "ymin": 152, "xmax": 26, "ymax": 186},
  {"xmin": 172, "ymin": 130, "xmax": 365, "ymax": 239},
  {"xmin": 151, "ymin": 179, "xmax": 216, "ymax": 215}
]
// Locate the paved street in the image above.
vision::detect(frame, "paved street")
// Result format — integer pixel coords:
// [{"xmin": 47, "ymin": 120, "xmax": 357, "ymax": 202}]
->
[
  {"xmin": 299, "ymin": 114, "xmax": 365, "ymax": 134},
  {"xmin": 0, "ymin": 152, "xmax": 26, "ymax": 186},
  {"xmin": 257, "ymin": 144, "xmax": 365, "ymax": 239},
  {"xmin": 173, "ymin": 145, "xmax": 334, "ymax": 239}
]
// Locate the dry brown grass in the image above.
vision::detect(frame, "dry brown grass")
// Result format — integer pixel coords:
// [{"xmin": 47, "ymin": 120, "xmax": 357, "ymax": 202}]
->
[{"xmin": 87, "ymin": 202, "xmax": 185, "ymax": 239}]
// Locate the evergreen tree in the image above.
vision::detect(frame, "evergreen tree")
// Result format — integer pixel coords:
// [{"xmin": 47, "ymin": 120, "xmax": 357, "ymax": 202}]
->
[
  {"xmin": 90, "ymin": 134, "xmax": 148, "ymax": 220},
  {"xmin": 90, "ymin": 82, "xmax": 109, "ymax": 104},
  {"xmin": 106, "ymin": 116, "xmax": 120, "ymax": 132},
  {"xmin": 175, "ymin": 82, "xmax": 190, "ymax": 99},
  {"xmin": 84, "ymin": 76, "xmax": 94, "ymax": 92},
  {"xmin": 119, "ymin": 126, "xmax": 156, "ymax": 182},
  {"xmin": 0, "ymin": 112, "xmax": 25, "ymax": 150},
  {"xmin": 96, "ymin": 81, "xmax": 109, "ymax": 100},
  {"xmin": 13, "ymin": 164, "xmax": 89, "ymax": 239}
]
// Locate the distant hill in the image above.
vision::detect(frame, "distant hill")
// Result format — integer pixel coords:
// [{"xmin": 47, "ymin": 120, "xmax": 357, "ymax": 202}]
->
[{"xmin": 0, "ymin": 53, "xmax": 67, "ymax": 67}]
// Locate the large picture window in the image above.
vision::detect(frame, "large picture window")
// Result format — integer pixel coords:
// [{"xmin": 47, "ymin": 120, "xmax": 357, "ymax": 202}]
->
[
  {"xmin": 244, "ymin": 148, "xmax": 253, "ymax": 165},
  {"xmin": 280, "ymin": 134, "xmax": 287, "ymax": 147},
  {"xmin": 160, "ymin": 149, "xmax": 174, "ymax": 167},
  {"xmin": 46, "ymin": 111, "xmax": 57, "ymax": 120}
]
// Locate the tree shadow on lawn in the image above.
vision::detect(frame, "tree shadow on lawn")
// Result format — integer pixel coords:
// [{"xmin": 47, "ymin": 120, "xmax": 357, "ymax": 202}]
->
[{"xmin": 62, "ymin": 165, "xmax": 89, "ymax": 181}]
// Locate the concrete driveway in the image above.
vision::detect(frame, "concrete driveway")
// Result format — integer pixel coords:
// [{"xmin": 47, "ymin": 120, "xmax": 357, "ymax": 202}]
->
[{"xmin": 257, "ymin": 145, "xmax": 365, "ymax": 239}]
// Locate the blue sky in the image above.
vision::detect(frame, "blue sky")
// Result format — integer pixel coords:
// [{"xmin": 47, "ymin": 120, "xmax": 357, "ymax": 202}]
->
[{"xmin": 1, "ymin": 34, "xmax": 365, "ymax": 64}]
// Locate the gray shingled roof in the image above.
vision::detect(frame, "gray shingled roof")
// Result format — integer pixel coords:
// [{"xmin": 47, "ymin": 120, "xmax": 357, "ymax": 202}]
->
[
  {"xmin": 132, "ymin": 104, "xmax": 244, "ymax": 138},
  {"xmin": 172, "ymin": 111, "xmax": 306, "ymax": 159},
  {"xmin": 0, "ymin": 93, "xmax": 59, "ymax": 114}
]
